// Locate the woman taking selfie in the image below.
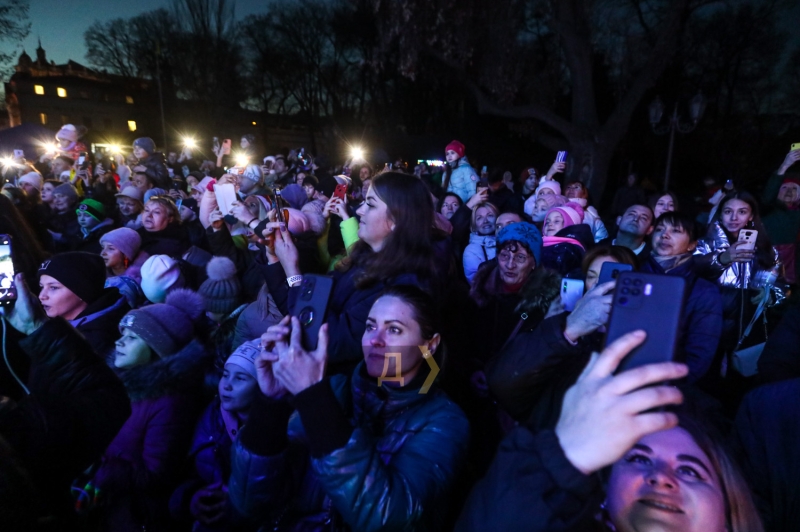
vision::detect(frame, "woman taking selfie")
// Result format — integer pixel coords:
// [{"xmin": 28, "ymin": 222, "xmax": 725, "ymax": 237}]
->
[
  {"xmin": 457, "ymin": 331, "xmax": 764, "ymax": 532},
  {"xmin": 640, "ymin": 212, "xmax": 723, "ymax": 383},
  {"xmin": 261, "ymin": 172, "xmax": 444, "ymax": 375},
  {"xmin": 229, "ymin": 285, "xmax": 469, "ymax": 531}
]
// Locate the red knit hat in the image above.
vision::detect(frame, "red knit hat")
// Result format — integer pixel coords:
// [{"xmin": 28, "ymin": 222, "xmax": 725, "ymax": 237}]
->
[
  {"xmin": 445, "ymin": 140, "xmax": 466, "ymax": 159},
  {"xmin": 782, "ymin": 176, "xmax": 800, "ymax": 188}
]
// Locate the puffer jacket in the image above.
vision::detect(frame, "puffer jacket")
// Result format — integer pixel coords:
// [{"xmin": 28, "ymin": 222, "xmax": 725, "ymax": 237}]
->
[
  {"xmin": 0, "ymin": 318, "xmax": 130, "ymax": 524},
  {"xmin": 90, "ymin": 340, "xmax": 211, "ymax": 532},
  {"xmin": 229, "ymin": 362, "xmax": 470, "ymax": 532},
  {"xmin": 445, "ymin": 157, "xmax": 478, "ymax": 203},
  {"xmin": 463, "ymin": 233, "xmax": 496, "ymax": 283},
  {"xmin": 694, "ymin": 221, "xmax": 781, "ymax": 289},
  {"xmin": 139, "ymin": 152, "xmax": 172, "ymax": 190}
]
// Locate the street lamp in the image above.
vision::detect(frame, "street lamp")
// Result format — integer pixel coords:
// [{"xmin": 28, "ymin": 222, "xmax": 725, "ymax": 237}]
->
[{"xmin": 649, "ymin": 91, "xmax": 705, "ymax": 191}]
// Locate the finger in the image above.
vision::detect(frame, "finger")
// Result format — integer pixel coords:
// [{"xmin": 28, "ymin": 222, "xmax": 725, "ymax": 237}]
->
[
  {"xmin": 289, "ymin": 316, "xmax": 302, "ymax": 349},
  {"xmin": 594, "ymin": 280, "xmax": 616, "ymax": 295},
  {"xmin": 632, "ymin": 411, "xmax": 680, "ymax": 437},
  {"xmin": 607, "ymin": 362, "xmax": 689, "ymax": 396},
  {"xmin": 590, "ymin": 330, "xmax": 647, "ymax": 378},
  {"xmin": 618, "ymin": 384, "xmax": 684, "ymax": 414},
  {"xmin": 314, "ymin": 324, "xmax": 329, "ymax": 361},
  {"xmin": 258, "ymin": 350, "xmax": 279, "ymax": 363}
]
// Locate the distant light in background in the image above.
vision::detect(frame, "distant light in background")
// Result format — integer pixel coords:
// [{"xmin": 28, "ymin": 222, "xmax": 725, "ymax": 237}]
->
[
  {"xmin": 34, "ymin": 85, "xmax": 44, "ymax": 95},
  {"xmin": 251, "ymin": 121, "xmax": 257, "ymax": 126},
  {"xmin": 350, "ymin": 146, "xmax": 364, "ymax": 160},
  {"xmin": 56, "ymin": 87, "xmax": 67, "ymax": 98},
  {"xmin": 418, "ymin": 159, "xmax": 445, "ymax": 167},
  {"xmin": 127, "ymin": 120, "xmax": 137, "ymax": 132}
]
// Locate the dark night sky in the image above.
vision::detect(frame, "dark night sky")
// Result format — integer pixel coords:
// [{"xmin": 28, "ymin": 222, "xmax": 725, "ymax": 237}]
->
[{"xmin": 23, "ymin": 0, "xmax": 267, "ymax": 65}]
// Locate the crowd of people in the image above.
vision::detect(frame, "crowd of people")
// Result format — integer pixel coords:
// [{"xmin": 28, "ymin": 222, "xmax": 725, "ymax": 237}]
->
[{"xmin": 0, "ymin": 123, "xmax": 799, "ymax": 532}]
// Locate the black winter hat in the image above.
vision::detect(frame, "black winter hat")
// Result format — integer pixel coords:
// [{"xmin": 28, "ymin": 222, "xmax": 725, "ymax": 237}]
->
[{"xmin": 38, "ymin": 252, "xmax": 106, "ymax": 303}]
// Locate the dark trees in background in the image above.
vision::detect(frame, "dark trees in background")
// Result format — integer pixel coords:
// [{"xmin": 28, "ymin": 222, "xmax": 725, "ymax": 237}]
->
[{"xmin": 0, "ymin": 0, "xmax": 30, "ymax": 72}]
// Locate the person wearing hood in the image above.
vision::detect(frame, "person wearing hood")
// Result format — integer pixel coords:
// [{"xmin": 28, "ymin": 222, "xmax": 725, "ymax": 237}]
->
[
  {"xmin": 463, "ymin": 202, "xmax": 499, "ymax": 283},
  {"xmin": 132, "ymin": 137, "xmax": 171, "ymax": 190},
  {"xmin": 541, "ymin": 202, "xmax": 593, "ymax": 276},
  {"xmin": 280, "ymin": 183, "xmax": 309, "ymax": 210},
  {"xmin": 761, "ymin": 148, "xmax": 800, "ymax": 283},
  {"xmin": 170, "ymin": 340, "xmax": 261, "ymax": 531},
  {"xmin": 564, "ymin": 180, "xmax": 608, "ymax": 243},
  {"xmin": 47, "ymin": 182, "xmax": 82, "ymax": 252},
  {"xmin": 100, "ymin": 227, "xmax": 149, "ymax": 284},
  {"xmin": 74, "ymin": 198, "xmax": 116, "ymax": 253},
  {"xmin": 38, "ymin": 252, "xmax": 131, "ymax": 356},
  {"xmin": 81, "ymin": 289, "xmax": 211, "ymax": 532},
  {"xmin": 442, "ymin": 140, "xmax": 479, "ymax": 203},
  {"xmin": 54, "ymin": 124, "xmax": 89, "ymax": 163}
]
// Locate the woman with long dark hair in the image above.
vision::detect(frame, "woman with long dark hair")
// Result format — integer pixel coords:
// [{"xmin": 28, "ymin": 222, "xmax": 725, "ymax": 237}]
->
[{"xmin": 262, "ymin": 171, "xmax": 443, "ymax": 374}]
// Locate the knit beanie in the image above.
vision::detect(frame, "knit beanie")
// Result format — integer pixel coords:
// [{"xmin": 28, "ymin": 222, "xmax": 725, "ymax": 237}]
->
[
  {"xmin": 199, "ymin": 256, "xmax": 242, "ymax": 315},
  {"xmin": 497, "ymin": 222, "xmax": 542, "ymax": 266},
  {"xmin": 536, "ymin": 178, "xmax": 562, "ymax": 197},
  {"xmin": 116, "ymin": 185, "xmax": 144, "ymax": 204},
  {"xmin": 194, "ymin": 176, "xmax": 215, "ymax": 194},
  {"xmin": 243, "ymin": 164, "xmax": 263, "ymax": 184},
  {"xmin": 445, "ymin": 140, "xmax": 466, "ymax": 159},
  {"xmin": 19, "ymin": 171, "xmax": 43, "ymax": 191},
  {"xmin": 133, "ymin": 137, "xmax": 156, "ymax": 156},
  {"xmin": 76, "ymin": 198, "xmax": 106, "ymax": 221},
  {"xmin": 100, "ymin": 228, "xmax": 142, "ymax": 261},
  {"xmin": 225, "ymin": 339, "xmax": 260, "ymax": 380},
  {"xmin": 301, "ymin": 202, "xmax": 326, "ymax": 235},
  {"xmin": 285, "ymin": 208, "xmax": 310, "ymax": 235},
  {"xmin": 546, "ymin": 202, "xmax": 585, "ymax": 228},
  {"xmin": 56, "ymin": 124, "xmax": 79, "ymax": 143},
  {"xmin": 280, "ymin": 184, "xmax": 308, "ymax": 210},
  {"xmin": 119, "ymin": 288, "xmax": 204, "ymax": 358},
  {"xmin": 53, "ymin": 183, "xmax": 79, "ymax": 204},
  {"xmin": 140, "ymin": 255, "xmax": 185, "ymax": 303},
  {"xmin": 38, "ymin": 252, "xmax": 106, "ymax": 304}
]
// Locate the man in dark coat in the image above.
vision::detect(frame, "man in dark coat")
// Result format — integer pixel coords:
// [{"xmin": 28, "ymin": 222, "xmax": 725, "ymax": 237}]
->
[{"xmin": 0, "ymin": 273, "xmax": 131, "ymax": 525}]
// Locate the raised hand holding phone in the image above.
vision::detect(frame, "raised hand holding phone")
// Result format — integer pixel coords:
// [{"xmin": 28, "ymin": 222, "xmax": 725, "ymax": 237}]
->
[
  {"xmin": 272, "ymin": 316, "xmax": 329, "ymax": 396},
  {"xmin": 0, "ymin": 273, "xmax": 46, "ymax": 335},
  {"xmin": 555, "ymin": 331, "xmax": 687, "ymax": 475}
]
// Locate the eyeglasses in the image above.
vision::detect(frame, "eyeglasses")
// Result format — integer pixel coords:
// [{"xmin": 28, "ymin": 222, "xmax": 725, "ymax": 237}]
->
[{"xmin": 498, "ymin": 251, "xmax": 530, "ymax": 265}]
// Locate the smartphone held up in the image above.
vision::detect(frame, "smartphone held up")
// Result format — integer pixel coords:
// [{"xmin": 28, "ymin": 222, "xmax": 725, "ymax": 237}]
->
[{"xmin": 0, "ymin": 235, "xmax": 17, "ymax": 306}]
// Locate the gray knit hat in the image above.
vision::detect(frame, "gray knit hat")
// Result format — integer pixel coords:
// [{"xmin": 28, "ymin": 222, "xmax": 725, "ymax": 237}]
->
[
  {"xmin": 119, "ymin": 288, "xmax": 204, "ymax": 358},
  {"xmin": 133, "ymin": 137, "xmax": 156, "ymax": 155},
  {"xmin": 53, "ymin": 183, "xmax": 79, "ymax": 205},
  {"xmin": 198, "ymin": 256, "xmax": 242, "ymax": 315},
  {"xmin": 100, "ymin": 227, "xmax": 142, "ymax": 262}
]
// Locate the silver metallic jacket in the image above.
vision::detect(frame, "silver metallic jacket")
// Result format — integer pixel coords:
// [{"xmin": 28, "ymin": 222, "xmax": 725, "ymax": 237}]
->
[{"xmin": 694, "ymin": 222, "xmax": 781, "ymax": 289}]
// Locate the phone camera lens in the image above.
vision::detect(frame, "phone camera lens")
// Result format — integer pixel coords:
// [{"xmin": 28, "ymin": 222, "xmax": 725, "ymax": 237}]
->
[
  {"xmin": 623, "ymin": 278, "xmax": 631, "ymax": 285},
  {"xmin": 618, "ymin": 296, "xmax": 628, "ymax": 305},
  {"xmin": 299, "ymin": 308, "xmax": 314, "ymax": 326},
  {"xmin": 621, "ymin": 287, "xmax": 629, "ymax": 295},
  {"xmin": 633, "ymin": 279, "xmax": 642, "ymax": 287}
]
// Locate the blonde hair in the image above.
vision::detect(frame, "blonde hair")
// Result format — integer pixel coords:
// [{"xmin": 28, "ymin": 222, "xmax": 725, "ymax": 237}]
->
[
  {"xmin": 145, "ymin": 196, "xmax": 179, "ymax": 224},
  {"xmin": 470, "ymin": 202, "xmax": 500, "ymax": 233}
]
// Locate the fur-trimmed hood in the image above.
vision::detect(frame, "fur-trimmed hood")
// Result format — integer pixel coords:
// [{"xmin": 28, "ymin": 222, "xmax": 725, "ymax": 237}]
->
[
  {"xmin": 470, "ymin": 259, "xmax": 562, "ymax": 313},
  {"xmin": 112, "ymin": 339, "xmax": 211, "ymax": 402}
]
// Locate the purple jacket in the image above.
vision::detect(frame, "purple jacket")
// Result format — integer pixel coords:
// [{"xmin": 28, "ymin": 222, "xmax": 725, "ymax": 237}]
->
[{"xmin": 91, "ymin": 339, "xmax": 210, "ymax": 532}]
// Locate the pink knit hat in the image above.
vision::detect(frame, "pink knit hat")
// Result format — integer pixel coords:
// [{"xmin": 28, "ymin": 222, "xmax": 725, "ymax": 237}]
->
[
  {"xmin": 445, "ymin": 140, "xmax": 465, "ymax": 158},
  {"xmin": 285, "ymin": 208, "xmax": 310, "ymax": 235},
  {"xmin": 535, "ymin": 178, "xmax": 561, "ymax": 196},
  {"xmin": 545, "ymin": 201, "xmax": 585, "ymax": 228}
]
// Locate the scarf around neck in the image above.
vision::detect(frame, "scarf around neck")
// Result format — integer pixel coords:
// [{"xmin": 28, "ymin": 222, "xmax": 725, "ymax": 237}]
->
[{"xmin": 652, "ymin": 251, "xmax": 692, "ymax": 272}]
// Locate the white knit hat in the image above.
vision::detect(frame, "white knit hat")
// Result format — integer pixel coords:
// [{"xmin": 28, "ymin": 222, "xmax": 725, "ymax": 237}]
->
[{"xmin": 19, "ymin": 171, "xmax": 43, "ymax": 191}]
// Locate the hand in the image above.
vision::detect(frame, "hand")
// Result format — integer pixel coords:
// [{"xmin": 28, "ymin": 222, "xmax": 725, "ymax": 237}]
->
[
  {"xmin": 189, "ymin": 483, "xmax": 228, "ymax": 526},
  {"xmin": 272, "ymin": 317, "xmax": 329, "ymax": 395},
  {"xmin": 230, "ymin": 201, "xmax": 252, "ymax": 224},
  {"xmin": 564, "ymin": 281, "xmax": 615, "ymax": 341},
  {"xmin": 555, "ymin": 331, "xmax": 688, "ymax": 475},
  {"xmin": 466, "ymin": 189, "xmax": 489, "ymax": 209},
  {"xmin": 274, "ymin": 224, "xmax": 300, "ymax": 276},
  {"xmin": 208, "ymin": 209, "xmax": 225, "ymax": 231},
  {"xmin": 546, "ymin": 162, "xmax": 566, "ymax": 179},
  {"xmin": 132, "ymin": 165, "xmax": 147, "ymax": 174},
  {"xmin": 257, "ymin": 323, "xmax": 289, "ymax": 398},
  {"xmin": 470, "ymin": 370, "xmax": 489, "ymax": 398},
  {"xmin": 261, "ymin": 221, "xmax": 280, "ymax": 261},
  {"xmin": 330, "ymin": 197, "xmax": 350, "ymax": 221},
  {"xmin": 0, "ymin": 274, "xmax": 47, "ymax": 335},
  {"xmin": 778, "ymin": 149, "xmax": 800, "ymax": 175},
  {"xmin": 720, "ymin": 240, "xmax": 755, "ymax": 265}
]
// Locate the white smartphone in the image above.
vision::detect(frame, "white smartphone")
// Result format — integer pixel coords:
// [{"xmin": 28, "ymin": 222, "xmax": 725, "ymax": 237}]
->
[
  {"xmin": 561, "ymin": 278, "xmax": 585, "ymax": 312},
  {"xmin": 213, "ymin": 183, "xmax": 237, "ymax": 215},
  {"xmin": 737, "ymin": 229, "xmax": 758, "ymax": 251}
]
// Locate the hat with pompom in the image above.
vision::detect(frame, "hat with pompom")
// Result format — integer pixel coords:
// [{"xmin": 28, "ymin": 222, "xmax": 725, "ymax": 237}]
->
[
  {"xmin": 118, "ymin": 288, "xmax": 204, "ymax": 358},
  {"xmin": 199, "ymin": 256, "xmax": 242, "ymax": 315}
]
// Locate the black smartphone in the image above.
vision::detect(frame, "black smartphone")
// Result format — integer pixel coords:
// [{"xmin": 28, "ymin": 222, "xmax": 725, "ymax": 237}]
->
[
  {"xmin": 598, "ymin": 262, "xmax": 634, "ymax": 286},
  {"xmin": 0, "ymin": 235, "xmax": 17, "ymax": 306},
  {"xmin": 605, "ymin": 272, "xmax": 685, "ymax": 374},
  {"xmin": 291, "ymin": 274, "xmax": 334, "ymax": 351}
]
